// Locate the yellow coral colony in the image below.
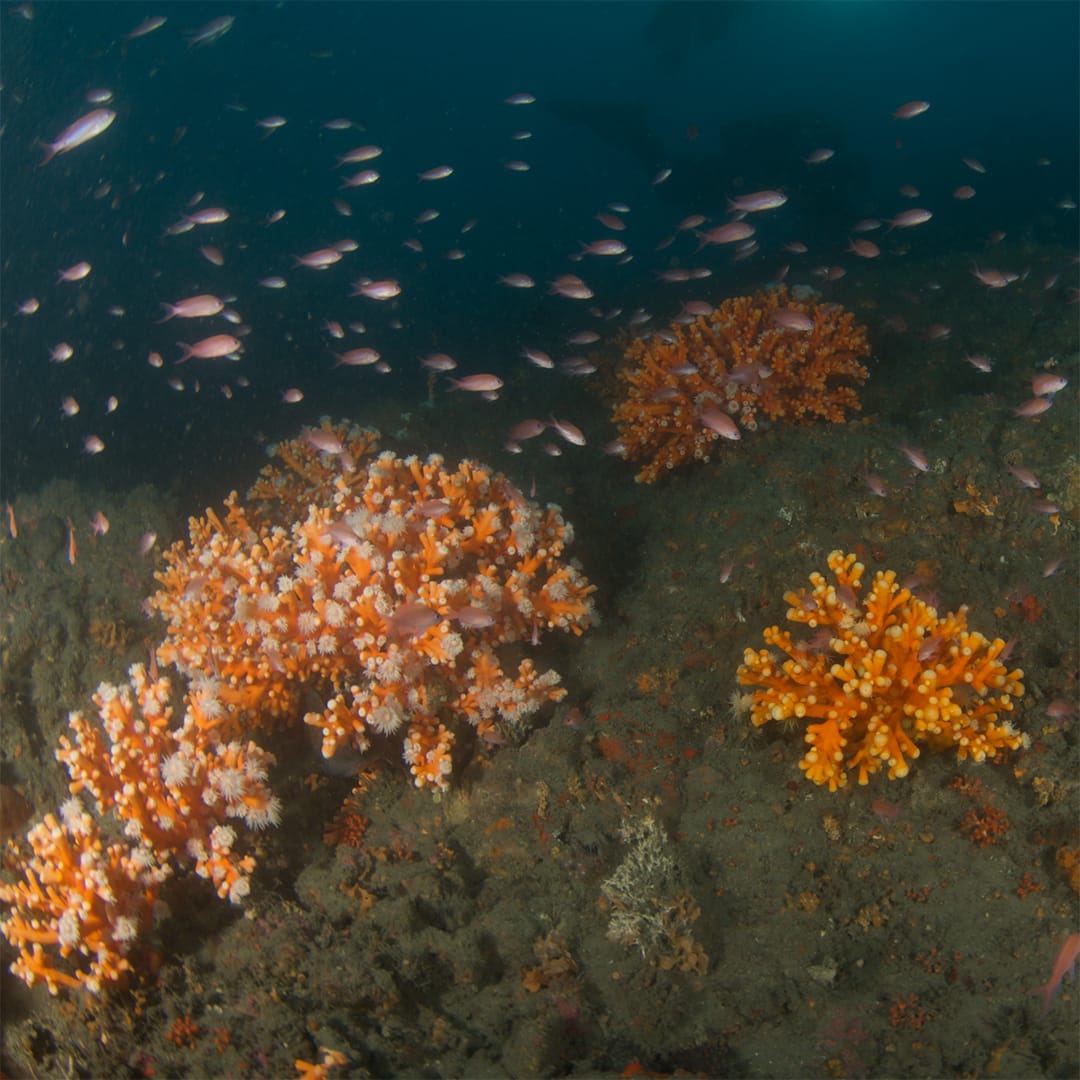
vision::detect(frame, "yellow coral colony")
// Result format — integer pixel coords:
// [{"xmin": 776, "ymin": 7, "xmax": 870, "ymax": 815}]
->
[{"xmin": 737, "ymin": 551, "xmax": 1026, "ymax": 790}]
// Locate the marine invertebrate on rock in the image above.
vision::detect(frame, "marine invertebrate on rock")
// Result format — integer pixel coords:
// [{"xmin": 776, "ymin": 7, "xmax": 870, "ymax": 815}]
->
[
  {"xmin": 737, "ymin": 551, "xmax": 1026, "ymax": 790},
  {"xmin": 610, "ymin": 286, "xmax": 870, "ymax": 482},
  {"xmin": 150, "ymin": 422, "xmax": 597, "ymax": 790}
]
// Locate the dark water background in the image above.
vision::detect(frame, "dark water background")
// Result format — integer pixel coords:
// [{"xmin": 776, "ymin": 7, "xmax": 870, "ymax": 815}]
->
[{"xmin": 1, "ymin": 0, "xmax": 1077, "ymax": 504}]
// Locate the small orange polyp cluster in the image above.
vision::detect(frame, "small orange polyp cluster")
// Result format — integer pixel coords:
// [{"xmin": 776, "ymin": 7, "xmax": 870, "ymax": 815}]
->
[
  {"xmin": 58, "ymin": 663, "xmax": 280, "ymax": 901},
  {"xmin": 150, "ymin": 424, "xmax": 596, "ymax": 791},
  {"xmin": 1, "ymin": 661, "xmax": 280, "ymax": 996},
  {"xmin": 0, "ymin": 802, "xmax": 169, "ymax": 995},
  {"xmin": 737, "ymin": 551, "xmax": 1026, "ymax": 790},
  {"xmin": 611, "ymin": 286, "xmax": 870, "ymax": 482}
]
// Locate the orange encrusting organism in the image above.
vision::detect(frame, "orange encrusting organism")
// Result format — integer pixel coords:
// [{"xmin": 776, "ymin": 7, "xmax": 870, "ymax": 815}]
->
[
  {"xmin": 611, "ymin": 286, "xmax": 870, "ymax": 482},
  {"xmin": 1, "ymin": 423, "xmax": 596, "ymax": 997},
  {"xmin": 737, "ymin": 551, "xmax": 1026, "ymax": 790},
  {"xmin": 149, "ymin": 423, "xmax": 596, "ymax": 792},
  {"xmin": 0, "ymin": 803, "xmax": 169, "ymax": 996}
]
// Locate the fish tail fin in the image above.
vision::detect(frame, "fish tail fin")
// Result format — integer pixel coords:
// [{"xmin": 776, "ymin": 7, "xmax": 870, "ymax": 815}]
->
[{"xmin": 176, "ymin": 343, "xmax": 193, "ymax": 364}]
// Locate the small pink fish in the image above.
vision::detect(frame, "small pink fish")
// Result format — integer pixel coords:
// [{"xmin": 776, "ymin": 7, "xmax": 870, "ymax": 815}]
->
[
  {"xmin": 137, "ymin": 531, "xmax": 158, "ymax": 556},
  {"xmin": 388, "ymin": 602, "xmax": 439, "ymax": 636},
  {"xmin": 1045, "ymin": 699, "xmax": 1078, "ymax": 721},
  {"xmin": 580, "ymin": 239, "xmax": 627, "ymax": 256},
  {"xmin": 414, "ymin": 500, "xmax": 451, "ymax": 519},
  {"xmin": 448, "ymin": 374, "xmax": 503, "ymax": 393},
  {"xmin": 847, "ymin": 237, "xmax": 880, "ymax": 258},
  {"xmin": 508, "ymin": 419, "xmax": 546, "ymax": 442},
  {"xmin": 157, "ymin": 294, "xmax": 225, "ymax": 321},
  {"xmin": 1032, "ymin": 373, "xmax": 1068, "ymax": 396},
  {"xmin": 421, "ymin": 353, "xmax": 457, "ymax": 372},
  {"xmin": 698, "ymin": 406, "xmax": 740, "ymax": 441},
  {"xmin": 953, "ymin": 185, "xmax": 976, "ymax": 200},
  {"xmin": 418, "ymin": 165, "xmax": 453, "ymax": 181},
  {"xmin": 176, "ymin": 334, "xmax": 242, "ymax": 363},
  {"xmin": 1006, "ymin": 464, "xmax": 1041, "ymax": 489},
  {"xmin": 771, "ymin": 307, "xmax": 814, "ymax": 332},
  {"xmin": 340, "ymin": 169, "xmax": 380, "ymax": 188},
  {"xmin": 962, "ymin": 353, "xmax": 993, "ymax": 373},
  {"xmin": 336, "ymin": 145, "xmax": 383, "ymax": 166},
  {"xmin": 597, "ymin": 212, "xmax": 627, "ymax": 231},
  {"xmin": 40, "ymin": 109, "xmax": 116, "ymax": 166},
  {"xmin": 727, "ymin": 190, "xmax": 787, "ymax": 213},
  {"xmin": 504, "ymin": 92, "xmax": 536, "ymax": 106},
  {"xmin": 962, "ymin": 157, "xmax": 986, "ymax": 174},
  {"xmin": 893, "ymin": 100, "xmax": 930, "ymax": 119},
  {"xmin": 185, "ymin": 14, "xmax": 234, "ymax": 47},
  {"xmin": 694, "ymin": 221, "xmax": 755, "ymax": 250},
  {"xmin": 887, "ymin": 208, "xmax": 933, "ymax": 231},
  {"xmin": 549, "ymin": 417, "xmax": 586, "ymax": 446},
  {"xmin": 803, "ymin": 148, "xmax": 834, "ymax": 165},
  {"xmin": 282, "ymin": 388, "xmax": 304, "ymax": 403},
  {"xmin": 60, "ymin": 396, "xmax": 80, "ymax": 417},
  {"xmin": 126, "ymin": 15, "xmax": 167, "ymax": 40},
  {"xmin": 333, "ymin": 348, "xmax": 380, "ymax": 367},
  {"xmin": 57, "ymin": 261, "xmax": 92, "ymax": 282},
  {"xmin": 499, "ymin": 273, "xmax": 535, "ymax": 289},
  {"xmin": 454, "ymin": 606, "xmax": 496, "ymax": 628},
  {"xmin": 567, "ymin": 330, "xmax": 600, "ymax": 345},
  {"xmin": 1030, "ymin": 934, "xmax": 1080, "ymax": 1017},
  {"xmin": 522, "ymin": 348, "xmax": 553, "ymax": 369},
  {"xmin": 1013, "ymin": 396, "xmax": 1053, "ymax": 418},
  {"xmin": 862, "ymin": 471, "xmax": 887, "ymax": 498},
  {"xmin": 303, "ymin": 429, "xmax": 345, "ymax": 455},
  {"xmin": 89, "ymin": 511, "xmax": 109, "ymax": 537},
  {"xmin": 971, "ymin": 265, "xmax": 1011, "ymax": 288},
  {"xmin": 82, "ymin": 435, "xmax": 105, "ymax": 455},
  {"xmin": 1030, "ymin": 499, "xmax": 1060, "ymax": 516},
  {"xmin": 185, "ymin": 206, "xmax": 229, "ymax": 225},
  {"xmin": 351, "ymin": 279, "xmax": 401, "ymax": 300},
  {"xmin": 295, "ymin": 248, "xmax": 343, "ymax": 270},
  {"xmin": 897, "ymin": 445, "xmax": 929, "ymax": 472},
  {"xmin": 548, "ymin": 274, "xmax": 593, "ymax": 300}
]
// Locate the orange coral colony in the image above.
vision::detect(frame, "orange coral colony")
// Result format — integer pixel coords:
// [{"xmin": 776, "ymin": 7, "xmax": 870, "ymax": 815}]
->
[
  {"xmin": 611, "ymin": 286, "xmax": 870, "ymax": 482},
  {"xmin": 0, "ymin": 802, "xmax": 169, "ymax": 995},
  {"xmin": 150, "ymin": 422, "xmax": 596, "ymax": 791},
  {"xmin": 737, "ymin": 551, "xmax": 1026, "ymax": 790}
]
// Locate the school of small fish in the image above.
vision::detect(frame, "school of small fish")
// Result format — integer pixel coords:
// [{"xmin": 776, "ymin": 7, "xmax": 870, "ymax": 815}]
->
[{"xmin": 2, "ymin": 9, "xmax": 1076, "ymax": 559}]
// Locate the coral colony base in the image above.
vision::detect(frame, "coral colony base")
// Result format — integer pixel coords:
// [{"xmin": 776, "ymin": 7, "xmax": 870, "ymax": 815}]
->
[
  {"xmin": 0, "ymin": 423, "xmax": 596, "ymax": 995},
  {"xmin": 736, "ymin": 551, "xmax": 1028, "ymax": 791}
]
